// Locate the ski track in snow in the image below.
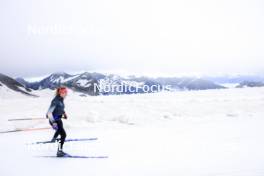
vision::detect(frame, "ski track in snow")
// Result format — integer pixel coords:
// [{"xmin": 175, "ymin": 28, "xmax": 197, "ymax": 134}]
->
[{"xmin": 0, "ymin": 87, "xmax": 264, "ymax": 176}]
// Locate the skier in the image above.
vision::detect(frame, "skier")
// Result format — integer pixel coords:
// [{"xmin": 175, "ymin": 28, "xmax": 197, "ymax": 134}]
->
[{"xmin": 46, "ymin": 87, "xmax": 68, "ymax": 157}]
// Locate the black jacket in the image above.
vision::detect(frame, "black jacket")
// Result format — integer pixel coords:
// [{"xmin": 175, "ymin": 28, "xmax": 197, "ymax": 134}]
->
[{"xmin": 47, "ymin": 95, "xmax": 65, "ymax": 120}]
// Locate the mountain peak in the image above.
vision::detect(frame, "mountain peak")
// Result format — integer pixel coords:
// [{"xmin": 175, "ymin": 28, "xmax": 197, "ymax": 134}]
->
[
  {"xmin": 50, "ymin": 72, "xmax": 70, "ymax": 77},
  {"xmin": 0, "ymin": 73, "xmax": 36, "ymax": 97}
]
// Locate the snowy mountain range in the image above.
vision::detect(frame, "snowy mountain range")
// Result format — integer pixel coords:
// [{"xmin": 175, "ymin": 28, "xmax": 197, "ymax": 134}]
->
[
  {"xmin": 236, "ymin": 81, "xmax": 264, "ymax": 88},
  {"xmin": 2, "ymin": 72, "xmax": 264, "ymax": 96},
  {"xmin": 14, "ymin": 72, "xmax": 226, "ymax": 95},
  {"xmin": 16, "ymin": 72, "xmax": 102, "ymax": 96}
]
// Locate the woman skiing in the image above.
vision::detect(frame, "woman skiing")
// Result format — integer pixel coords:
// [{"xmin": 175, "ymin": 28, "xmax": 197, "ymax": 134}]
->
[{"xmin": 46, "ymin": 86, "xmax": 68, "ymax": 157}]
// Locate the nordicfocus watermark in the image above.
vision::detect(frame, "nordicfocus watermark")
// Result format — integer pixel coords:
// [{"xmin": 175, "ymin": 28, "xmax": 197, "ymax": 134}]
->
[{"xmin": 93, "ymin": 83, "xmax": 172, "ymax": 94}]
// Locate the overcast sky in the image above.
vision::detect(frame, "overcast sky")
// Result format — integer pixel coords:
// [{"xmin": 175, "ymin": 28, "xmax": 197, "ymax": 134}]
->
[{"xmin": 0, "ymin": 0, "xmax": 264, "ymax": 79}]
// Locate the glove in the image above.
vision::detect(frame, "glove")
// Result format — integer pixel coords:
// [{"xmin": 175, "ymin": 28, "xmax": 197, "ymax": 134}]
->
[{"xmin": 52, "ymin": 122, "xmax": 58, "ymax": 130}]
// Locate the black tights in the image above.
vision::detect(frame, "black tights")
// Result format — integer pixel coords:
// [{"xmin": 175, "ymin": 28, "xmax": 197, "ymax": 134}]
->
[{"xmin": 50, "ymin": 119, "xmax": 66, "ymax": 150}]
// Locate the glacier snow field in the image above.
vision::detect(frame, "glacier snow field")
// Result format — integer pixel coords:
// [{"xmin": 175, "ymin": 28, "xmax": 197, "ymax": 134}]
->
[{"xmin": 0, "ymin": 87, "xmax": 264, "ymax": 176}]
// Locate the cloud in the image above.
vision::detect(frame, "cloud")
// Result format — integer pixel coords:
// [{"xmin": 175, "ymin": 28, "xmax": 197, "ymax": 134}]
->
[{"xmin": 0, "ymin": 0, "xmax": 263, "ymax": 77}]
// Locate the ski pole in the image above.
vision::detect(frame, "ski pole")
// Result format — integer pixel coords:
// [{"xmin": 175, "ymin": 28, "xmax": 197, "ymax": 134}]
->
[
  {"xmin": 0, "ymin": 127, "xmax": 51, "ymax": 134},
  {"xmin": 8, "ymin": 118, "xmax": 46, "ymax": 121}
]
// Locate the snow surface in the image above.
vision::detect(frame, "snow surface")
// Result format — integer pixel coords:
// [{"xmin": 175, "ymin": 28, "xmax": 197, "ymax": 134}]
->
[
  {"xmin": 0, "ymin": 87, "xmax": 264, "ymax": 176},
  {"xmin": 0, "ymin": 83, "xmax": 30, "ymax": 99},
  {"xmin": 221, "ymin": 83, "xmax": 239, "ymax": 88}
]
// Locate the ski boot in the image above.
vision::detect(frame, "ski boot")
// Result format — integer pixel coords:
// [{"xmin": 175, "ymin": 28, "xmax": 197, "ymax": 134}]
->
[{"xmin": 57, "ymin": 149, "xmax": 67, "ymax": 157}]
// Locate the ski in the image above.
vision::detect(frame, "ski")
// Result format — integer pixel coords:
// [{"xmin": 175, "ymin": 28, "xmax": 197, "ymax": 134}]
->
[
  {"xmin": 0, "ymin": 127, "xmax": 51, "ymax": 134},
  {"xmin": 8, "ymin": 118, "xmax": 46, "ymax": 121},
  {"xmin": 31, "ymin": 138, "xmax": 98, "ymax": 144},
  {"xmin": 37, "ymin": 155, "xmax": 108, "ymax": 159}
]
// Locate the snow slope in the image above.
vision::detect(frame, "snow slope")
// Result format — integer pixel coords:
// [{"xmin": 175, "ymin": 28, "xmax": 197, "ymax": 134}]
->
[
  {"xmin": 0, "ymin": 87, "xmax": 264, "ymax": 176},
  {"xmin": 0, "ymin": 83, "xmax": 33, "ymax": 99}
]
